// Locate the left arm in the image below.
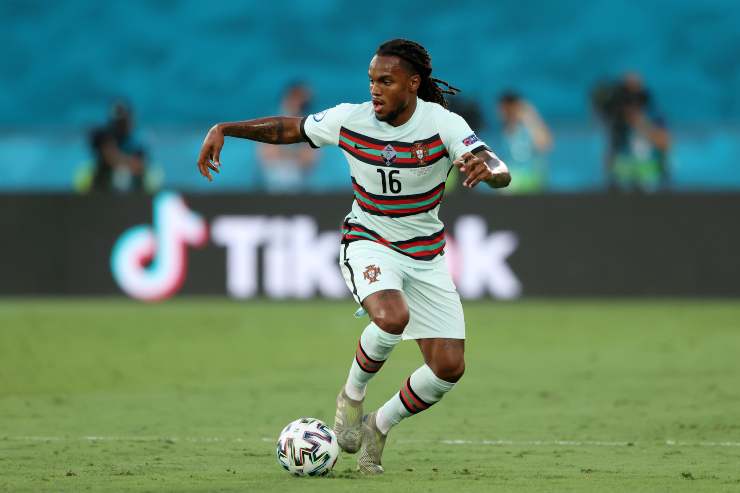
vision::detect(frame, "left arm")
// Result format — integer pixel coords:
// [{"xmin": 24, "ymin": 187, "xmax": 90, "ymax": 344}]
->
[
  {"xmin": 519, "ymin": 102, "xmax": 553, "ymax": 153},
  {"xmin": 634, "ymin": 118, "xmax": 671, "ymax": 151},
  {"xmin": 627, "ymin": 109, "xmax": 671, "ymax": 151},
  {"xmin": 453, "ymin": 149, "xmax": 511, "ymax": 189}
]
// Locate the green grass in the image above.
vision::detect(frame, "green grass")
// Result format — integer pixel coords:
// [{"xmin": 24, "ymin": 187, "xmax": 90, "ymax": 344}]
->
[{"xmin": 1, "ymin": 299, "xmax": 739, "ymax": 492}]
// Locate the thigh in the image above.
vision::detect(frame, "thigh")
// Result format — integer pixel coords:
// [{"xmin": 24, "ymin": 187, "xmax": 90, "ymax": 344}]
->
[{"xmin": 401, "ymin": 261, "xmax": 465, "ymax": 340}]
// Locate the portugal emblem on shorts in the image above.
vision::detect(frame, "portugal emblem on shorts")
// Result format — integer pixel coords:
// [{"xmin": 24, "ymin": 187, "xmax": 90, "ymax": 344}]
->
[
  {"xmin": 381, "ymin": 144, "xmax": 397, "ymax": 166},
  {"xmin": 363, "ymin": 264, "xmax": 381, "ymax": 284},
  {"xmin": 410, "ymin": 142, "xmax": 429, "ymax": 165}
]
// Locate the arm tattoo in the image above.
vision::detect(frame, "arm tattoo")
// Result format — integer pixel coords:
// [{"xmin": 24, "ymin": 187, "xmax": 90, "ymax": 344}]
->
[{"xmin": 220, "ymin": 117, "xmax": 303, "ymax": 144}]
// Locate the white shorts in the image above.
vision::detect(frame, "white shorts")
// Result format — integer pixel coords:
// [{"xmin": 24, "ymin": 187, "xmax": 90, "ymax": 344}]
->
[{"xmin": 339, "ymin": 240, "xmax": 465, "ymax": 340}]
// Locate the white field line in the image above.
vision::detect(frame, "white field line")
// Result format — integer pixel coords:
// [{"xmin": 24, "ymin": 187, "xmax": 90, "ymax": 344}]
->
[
  {"xmin": 3, "ymin": 436, "xmax": 740, "ymax": 447},
  {"xmin": 5, "ymin": 436, "xmax": 249, "ymax": 443},
  {"xmin": 438, "ymin": 439, "xmax": 740, "ymax": 447}
]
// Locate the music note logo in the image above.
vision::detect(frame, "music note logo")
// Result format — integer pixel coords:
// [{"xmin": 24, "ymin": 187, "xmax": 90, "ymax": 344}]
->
[{"xmin": 111, "ymin": 192, "xmax": 208, "ymax": 301}]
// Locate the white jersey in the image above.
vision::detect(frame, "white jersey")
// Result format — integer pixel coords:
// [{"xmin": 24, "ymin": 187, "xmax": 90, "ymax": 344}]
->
[{"xmin": 301, "ymin": 98, "xmax": 490, "ymax": 261}]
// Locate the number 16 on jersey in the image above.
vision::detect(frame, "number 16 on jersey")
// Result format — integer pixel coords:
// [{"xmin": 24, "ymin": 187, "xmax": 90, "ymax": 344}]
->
[{"xmin": 377, "ymin": 169, "xmax": 402, "ymax": 194}]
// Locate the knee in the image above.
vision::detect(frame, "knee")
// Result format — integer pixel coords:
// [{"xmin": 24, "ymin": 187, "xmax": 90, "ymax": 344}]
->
[
  {"xmin": 431, "ymin": 357, "xmax": 465, "ymax": 383},
  {"xmin": 372, "ymin": 308, "xmax": 409, "ymax": 335}
]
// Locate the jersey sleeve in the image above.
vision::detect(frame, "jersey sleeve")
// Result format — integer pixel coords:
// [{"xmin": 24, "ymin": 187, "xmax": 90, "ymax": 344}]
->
[
  {"xmin": 300, "ymin": 103, "xmax": 355, "ymax": 148},
  {"xmin": 437, "ymin": 109, "xmax": 491, "ymax": 162}
]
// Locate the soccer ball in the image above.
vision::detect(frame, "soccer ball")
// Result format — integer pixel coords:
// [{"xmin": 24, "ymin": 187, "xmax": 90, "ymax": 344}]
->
[{"xmin": 276, "ymin": 417, "xmax": 339, "ymax": 476}]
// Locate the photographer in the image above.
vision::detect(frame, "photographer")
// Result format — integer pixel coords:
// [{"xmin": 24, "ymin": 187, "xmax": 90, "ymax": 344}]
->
[
  {"xmin": 82, "ymin": 102, "xmax": 152, "ymax": 193},
  {"xmin": 592, "ymin": 73, "xmax": 671, "ymax": 192}
]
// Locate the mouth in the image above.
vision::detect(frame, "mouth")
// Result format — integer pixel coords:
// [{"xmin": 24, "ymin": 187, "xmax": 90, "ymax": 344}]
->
[{"xmin": 372, "ymin": 99, "xmax": 384, "ymax": 113}]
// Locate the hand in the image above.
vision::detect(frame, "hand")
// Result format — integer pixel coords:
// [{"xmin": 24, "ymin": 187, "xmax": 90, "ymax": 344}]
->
[
  {"xmin": 197, "ymin": 125, "xmax": 224, "ymax": 181},
  {"xmin": 516, "ymin": 101, "xmax": 538, "ymax": 123},
  {"xmin": 453, "ymin": 151, "xmax": 495, "ymax": 188},
  {"xmin": 625, "ymin": 106, "xmax": 646, "ymax": 127}
]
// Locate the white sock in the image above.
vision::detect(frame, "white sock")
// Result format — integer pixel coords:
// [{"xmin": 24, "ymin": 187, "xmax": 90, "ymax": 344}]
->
[
  {"xmin": 344, "ymin": 322, "xmax": 402, "ymax": 401},
  {"xmin": 375, "ymin": 364, "xmax": 456, "ymax": 435}
]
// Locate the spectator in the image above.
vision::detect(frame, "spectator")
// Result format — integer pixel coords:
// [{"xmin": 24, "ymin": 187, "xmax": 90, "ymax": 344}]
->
[
  {"xmin": 80, "ymin": 102, "xmax": 154, "ymax": 193},
  {"xmin": 256, "ymin": 82, "xmax": 317, "ymax": 193},
  {"xmin": 592, "ymin": 73, "xmax": 671, "ymax": 192},
  {"xmin": 495, "ymin": 91, "xmax": 552, "ymax": 194}
]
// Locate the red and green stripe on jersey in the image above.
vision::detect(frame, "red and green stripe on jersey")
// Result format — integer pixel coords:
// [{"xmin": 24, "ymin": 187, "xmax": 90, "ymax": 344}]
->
[
  {"xmin": 352, "ymin": 177, "xmax": 445, "ymax": 217},
  {"xmin": 341, "ymin": 222, "xmax": 446, "ymax": 261},
  {"xmin": 338, "ymin": 127, "xmax": 448, "ymax": 167}
]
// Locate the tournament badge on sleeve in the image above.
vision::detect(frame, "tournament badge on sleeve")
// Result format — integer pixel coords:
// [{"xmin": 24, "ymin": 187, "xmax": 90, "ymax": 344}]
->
[
  {"xmin": 462, "ymin": 133, "xmax": 480, "ymax": 146},
  {"xmin": 410, "ymin": 142, "xmax": 429, "ymax": 165}
]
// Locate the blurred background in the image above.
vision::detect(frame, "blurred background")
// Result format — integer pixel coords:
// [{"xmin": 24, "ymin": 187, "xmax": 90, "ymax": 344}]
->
[
  {"xmin": 2, "ymin": 3, "xmax": 740, "ymax": 489},
  {"xmin": 1, "ymin": 0, "xmax": 739, "ymax": 299}
]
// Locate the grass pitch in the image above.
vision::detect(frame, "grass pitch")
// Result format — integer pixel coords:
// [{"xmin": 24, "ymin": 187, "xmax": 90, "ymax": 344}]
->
[{"xmin": 1, "ymin": 299, "xmax": 739, "ymax": 492}]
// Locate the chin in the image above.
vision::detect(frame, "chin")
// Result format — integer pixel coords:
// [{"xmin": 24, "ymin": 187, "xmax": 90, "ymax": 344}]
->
[{"xmin": 375, "ymin": 108, "xmax": 399, "ymax": 123}]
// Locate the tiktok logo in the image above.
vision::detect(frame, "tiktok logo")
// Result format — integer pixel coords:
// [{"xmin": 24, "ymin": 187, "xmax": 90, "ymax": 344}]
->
[
  {"xmin": 444, "ymin": 216, "xmax": 521, "ymax": 299},
  {"xmin": 111, "ymin": 192, "xmax": 208, "ymax": 301}
]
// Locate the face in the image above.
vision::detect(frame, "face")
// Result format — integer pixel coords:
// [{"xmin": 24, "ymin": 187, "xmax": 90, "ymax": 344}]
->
[
  {"xmin": 110, "ymin": 104, "xmax": 132, "ymax": 136},
  {"xmin": 498, "ymin": 100, "xmax": 518, "ymax": 124},
  {"xmin": 368, "ymin": 55, "xmax": 419, "ymax": 123},
  {"xmin": 283, "ymin": 85, "xmax": 312, "ymax": 115}
]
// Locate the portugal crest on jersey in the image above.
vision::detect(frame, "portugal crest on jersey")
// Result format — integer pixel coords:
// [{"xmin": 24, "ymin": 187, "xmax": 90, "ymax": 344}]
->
[
  {"xmin": 410, "ymin": 142, "xmax": 429, "ymax": 165},
  {"xmin": 381, "ymin": 144, "xmax": 397, "ymax": 165}
]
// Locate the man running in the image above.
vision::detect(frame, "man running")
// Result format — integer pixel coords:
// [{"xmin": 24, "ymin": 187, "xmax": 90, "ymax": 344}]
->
[{"xmin": 197, "ymin": 38, "xmax": 510, "ymax": 474}]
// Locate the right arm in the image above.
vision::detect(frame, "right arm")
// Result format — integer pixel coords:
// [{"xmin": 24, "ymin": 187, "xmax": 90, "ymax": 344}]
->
[
  {"xmin": 517, "ymin": 101, "xmax": 553, "ymax": 153},
  {"xmin": 197, "ymin": 116, "xmax": 305, "ymax": 181}
]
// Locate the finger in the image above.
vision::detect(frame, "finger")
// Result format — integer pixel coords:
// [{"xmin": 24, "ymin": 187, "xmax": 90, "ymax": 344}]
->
[
  {"xmin": 458, "ymin": 154, "xmax": 472, "ymax": 172},
  {"xmin": 197, "ymin": 156, "xmax": 212, "ymax": 181},
  {"xmin": 453, "ymin": 157, "xmax": 467, "ymax": 172},
  {"xmin": 202, "ymin": 164, "xmax": 213, "ymax": 181},
  {"xmin": 463, "ymin": 166, "xmax": 490, "ymax": 188},
  {"xmin": 212, "ymin": 147, "xmax": 222, "ymax": 169},
  {"xmin": 459, "ymin": 159, "xmax": 482, "ymax": 182},
  {"xmin": 200, "ymin": 165, "xmax": 212, "ymax": 181},
  {"xmin": 456, "ymin": 155, "xmax": 480, "ymax": 173},
  {"xmin": 198, "ymin": 144, "xmax": 219, "ymax": 176},
  {"xmin": 464, "ymin": 175, "xmax": 481, "ymax": 188},
  {"xmin": 469, "ymin": 168, "xmax": 493, "ymax": 188}
]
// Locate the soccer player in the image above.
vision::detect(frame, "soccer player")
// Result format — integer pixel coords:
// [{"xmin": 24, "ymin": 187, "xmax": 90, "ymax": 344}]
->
[{"xmin": 197, "ymin": 39, "xmax": 510, "ymax": 474}]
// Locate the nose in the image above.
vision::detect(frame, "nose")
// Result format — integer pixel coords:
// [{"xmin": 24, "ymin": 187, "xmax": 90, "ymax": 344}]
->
[{"xmin": 370, "ymin": 82, "xmax": 382, "ymax": 97}]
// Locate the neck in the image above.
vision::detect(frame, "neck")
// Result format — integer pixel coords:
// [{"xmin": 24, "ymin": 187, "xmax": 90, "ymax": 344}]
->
[{"xmin": 387, "ymin": 97, "xmax": 418, "ymax": 127}]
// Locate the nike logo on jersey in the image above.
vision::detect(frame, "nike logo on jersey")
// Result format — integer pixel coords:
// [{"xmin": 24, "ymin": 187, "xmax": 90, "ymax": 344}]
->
[{"xmin": 354, "ymin": 143, "xmax": 370, "ymax": 150}]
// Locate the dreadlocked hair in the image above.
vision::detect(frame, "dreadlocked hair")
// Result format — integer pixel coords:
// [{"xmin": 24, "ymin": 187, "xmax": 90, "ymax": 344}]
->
[{"xmin": 376, "ymin": 39, "xmax": 460, "ymax": 109}]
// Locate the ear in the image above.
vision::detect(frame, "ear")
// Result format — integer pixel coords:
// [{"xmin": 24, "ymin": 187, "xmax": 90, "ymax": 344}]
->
[{"xmin": 408, "ymin": 74, "xmax": 421, "ymax": 93}]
